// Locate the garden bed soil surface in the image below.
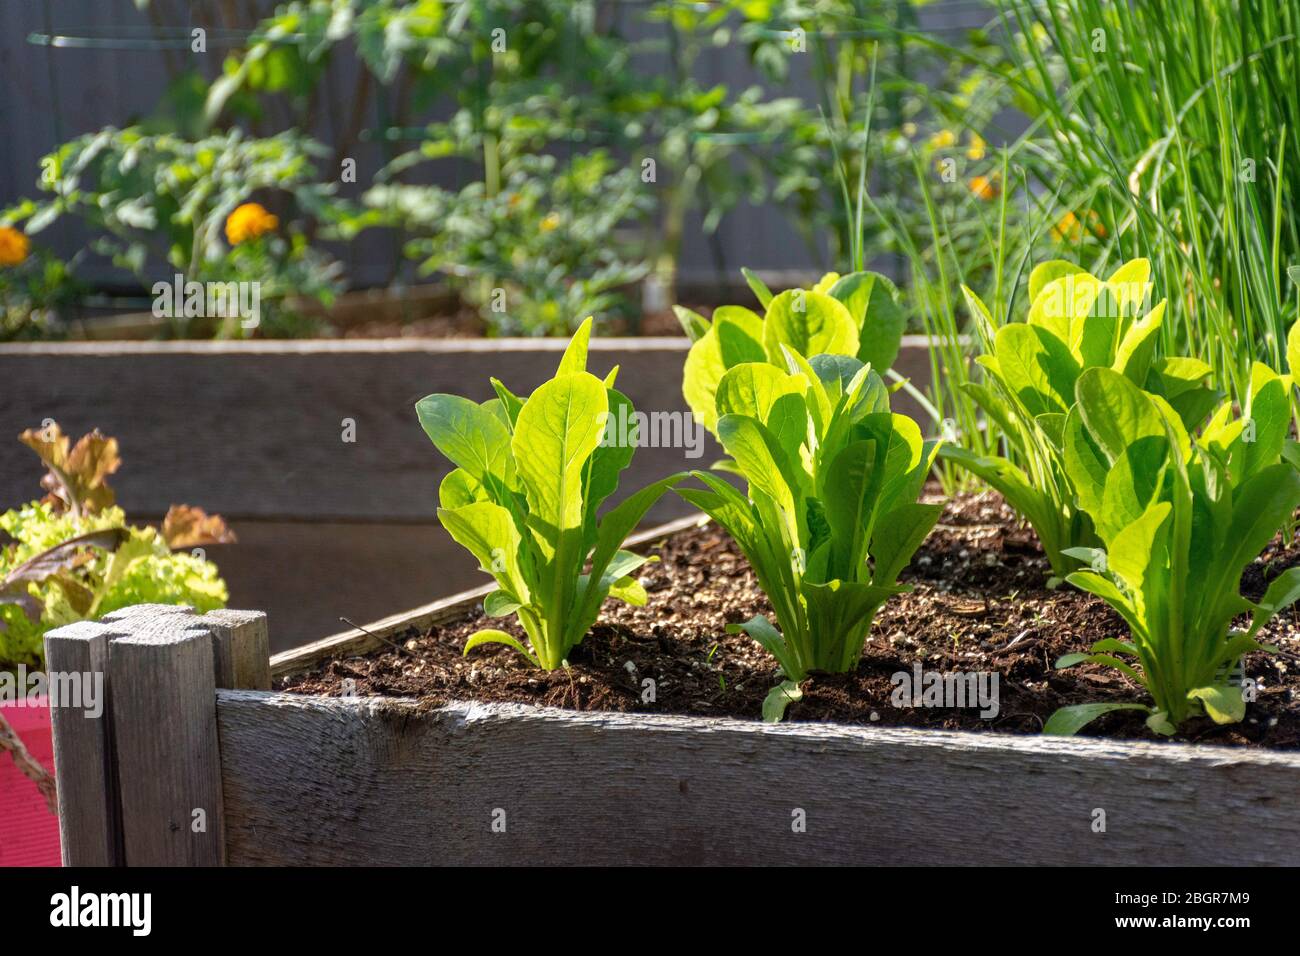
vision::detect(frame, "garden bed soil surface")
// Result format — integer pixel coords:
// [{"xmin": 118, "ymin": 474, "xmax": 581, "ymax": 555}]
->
[
  {"xmin": 335, "ymin": 307, "xmax": 685, "ymax": 339},
  {"xmin": 279, "ymin": 490, "xmax": 1300, "ymax": 750}
]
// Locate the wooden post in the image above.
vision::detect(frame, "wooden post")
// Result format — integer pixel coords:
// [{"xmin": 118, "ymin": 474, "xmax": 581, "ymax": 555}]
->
[
  {"xmin": 108, "ymin": 612, "xmax": 226, "ymax": 865},
  {"xmin": 44, "ymin": 620, "xmax": 126, "ymax": 866},
  {"xmin": 45, "ymin": 604, "xmax": 270, "ymax": 866}
]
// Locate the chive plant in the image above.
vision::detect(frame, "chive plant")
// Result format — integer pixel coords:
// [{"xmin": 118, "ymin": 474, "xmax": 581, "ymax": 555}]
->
[{"xmin": 995, "ymin": 0, "xmax": 1300, "ymax": 414}]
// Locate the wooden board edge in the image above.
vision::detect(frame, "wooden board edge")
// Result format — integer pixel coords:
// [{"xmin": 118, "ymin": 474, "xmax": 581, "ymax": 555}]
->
[
  {"xmin": 269, "ymin": 512, "xmax": 708, "ymax": 678},
  {"xmin": 216, "ymin": 688, "xmax": 1300, "ymax": 771}
]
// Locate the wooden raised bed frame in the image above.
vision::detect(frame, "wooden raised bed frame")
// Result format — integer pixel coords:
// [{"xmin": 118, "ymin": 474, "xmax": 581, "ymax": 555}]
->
[{"xmin": 45, "ymin": 516, "xmax": 1300, "ymax": 867}]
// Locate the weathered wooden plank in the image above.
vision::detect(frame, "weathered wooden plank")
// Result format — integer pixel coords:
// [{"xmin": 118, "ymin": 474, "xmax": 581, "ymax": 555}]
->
[
  {"xmin": 104, "ymin": 605, "xmax": 270, "ymax": 690},
  {"xmin": 42, "ymin": 620, "xmax": 124, "ymax": 866},
  {"xmin": 269, "ymin": 513, "xmax": 705, "ymax": 678},
  {"xmin": 45, "ymin": 606, "xmax": 272, "ymax": 866},
  {"xmin": 108, "ymin": 613, "xmax": 226, "ymax": 865},
  {"xmin": 215, "ymin": 692, "xmax": 1300, "ymax": 867},
  {"xmin": 100, "ymin": 603, "xmax": 196, "ymax": 622}
]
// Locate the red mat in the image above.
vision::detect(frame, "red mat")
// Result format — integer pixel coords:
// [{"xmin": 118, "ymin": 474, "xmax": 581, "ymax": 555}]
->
[{"xmin": 0, "ymin": 697, "xmax": 61, "ymax": 867}]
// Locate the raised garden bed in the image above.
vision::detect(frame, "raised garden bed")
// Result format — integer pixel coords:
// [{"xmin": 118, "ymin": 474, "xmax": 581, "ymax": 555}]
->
[
  {"xmin": 278, "ymin": 495, "xmax": 1300, "ymax": 747},
  {"xmin": 45, "ymin": 505, "xmax": 1300, "ymax": 867},
  {"xmin": 0, "ymin": 334, "xmax": 941, "ymax": 648}
]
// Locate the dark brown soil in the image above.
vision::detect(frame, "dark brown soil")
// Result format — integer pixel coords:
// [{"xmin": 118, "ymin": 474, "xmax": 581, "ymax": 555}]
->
[
  {"xmin": 336, "ymin": 307, "xmax": 485, "ymax": 339},
  {"xmin": 278, "ymin": 491, "xmax": 1300, "ymax": 749},
  {"xmin": 337, "ymin": 307, "xmax": 687, "ymax": 339}
]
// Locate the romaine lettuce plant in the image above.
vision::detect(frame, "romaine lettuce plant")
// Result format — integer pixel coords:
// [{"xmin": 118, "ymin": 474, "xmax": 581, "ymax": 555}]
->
[
  {"xmin": 417, "ymin": 318, "xmax": 682, "ymax": 669},
  {"xmin": 677, "ymin": 268, "xmax": 906, "ymax": 436},
  {"xmin": 677, "ymin": 348, "xmax": 941, "ymax": 705},
  {"xmin": 943, "ymin": 258, "xmax": 1219, "ymax": 579},
  {"xmin": 1046, "ymin": 363, "xmax": 1300, "ymax": 736}
]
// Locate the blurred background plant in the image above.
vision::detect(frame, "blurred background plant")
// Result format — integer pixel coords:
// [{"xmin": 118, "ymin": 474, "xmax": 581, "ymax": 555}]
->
[
  {"xmin": 199, "ymin": 0, "xmax": 807, "ymax": 335},
  {"xmin": 729, "ymin": 1, "xmax": 1021, "ymax": 272},
  {"xmin": 0, "ymin": 423, "xmax": 233, "ymax": 669},
  {"xmin": 3, "ymin": 127, "xmax": 345, "ymax": 338},
  {"xmin": 364, "ymin": 150, "xmax": 651, "ymax": 335},
  {"xmin": 5, "ymin": 0, "xmax": 1297, "ymax": 398},
  {"xmin": 0, "ymin": 225, "xmax": 83, "ymax": 341},
  {"xmin": 988, "ymin": 0, "xmax": 1300, "ymax": 413}
]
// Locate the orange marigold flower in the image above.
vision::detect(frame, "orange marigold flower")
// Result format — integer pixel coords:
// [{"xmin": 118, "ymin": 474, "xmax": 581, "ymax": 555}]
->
[
  {"xmin": 225, "ymin": 202, "xmax": 279, "ymax": 245},
  {"xmin": 1052, "ymin": 209, "xmax": 1106, "ymax": 243},
  {"xmin": 0, "ymin": 225, "xmax": 30, "ymax": 267},
  {"xmin": 1052, "ymin": 211, "xmax": 1081, "ymax": 242},
  {"xmin": 968, "ymin": 174, "xmax": 1000, "ymax": 201}
]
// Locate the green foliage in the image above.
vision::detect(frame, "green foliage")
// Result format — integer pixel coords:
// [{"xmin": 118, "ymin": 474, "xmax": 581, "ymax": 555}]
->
[
  {"xmin": 1045, "ymin": 362, "xmax": 1300, "ymax": 736},
  {"xmin": 0, "ymin": 423, "xmax": 233, "ymax": 669},
  {"xmin": 0, "ymin": 244, "xmax": 83, "ymax": 342},
  {"xmin": 679, "ymin": 349, "xmax": 941, "ymax": 682},
  {"xmin": 681, "ymin": 269, "xmax": 905, "ymax": 436},
  {"xmin": 206, "ymin": 1, "xmax": 627, "ymax": 131},
  {"xmin": 8, "ymin": 126, "xmax": 344, "ymax": 338},
  {"xmin": 942, "ymin": 258, "xmax": 1219, "ymax": 579},
  {"xmin": 209, "ymin": 0, "xmax": 804, "ymax": 327},
  {"xmin": 0, "ymin": 505, "xmax": 228, "ymax": 667},
  {"xmin": 417, "ymin": 318, "xmax": 682, "ymax": 669},
  {"xmin": 363, "ymin": 150, "xmax": 650, "ymax": 336},
  {"xmin": 995, "ymin": 0, "xmax": 1300, "ymax": 414},
  {"xmin": 723, "ymin": 1, "xmax": 1020, "ymax": 274}
]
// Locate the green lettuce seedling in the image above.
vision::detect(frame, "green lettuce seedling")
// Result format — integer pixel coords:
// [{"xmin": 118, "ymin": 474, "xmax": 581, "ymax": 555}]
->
[
  {"xmin": 417, "ymin": 318, "xmax": 681, "ymax": 669},
  {"xmin": 1045, "ymin": 363, "xmax": 1300, "ymax": 736},
  {"xmin": 678, "ymin": 348, "xmax": 941, "ymax": 710},
  {"xmin": 677, "ymin": 268, "xmax": 906, "ymax": 437},
  {"xmin": 943, "ymin": 258, "xmax": 1219, "ymax": 579}
]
